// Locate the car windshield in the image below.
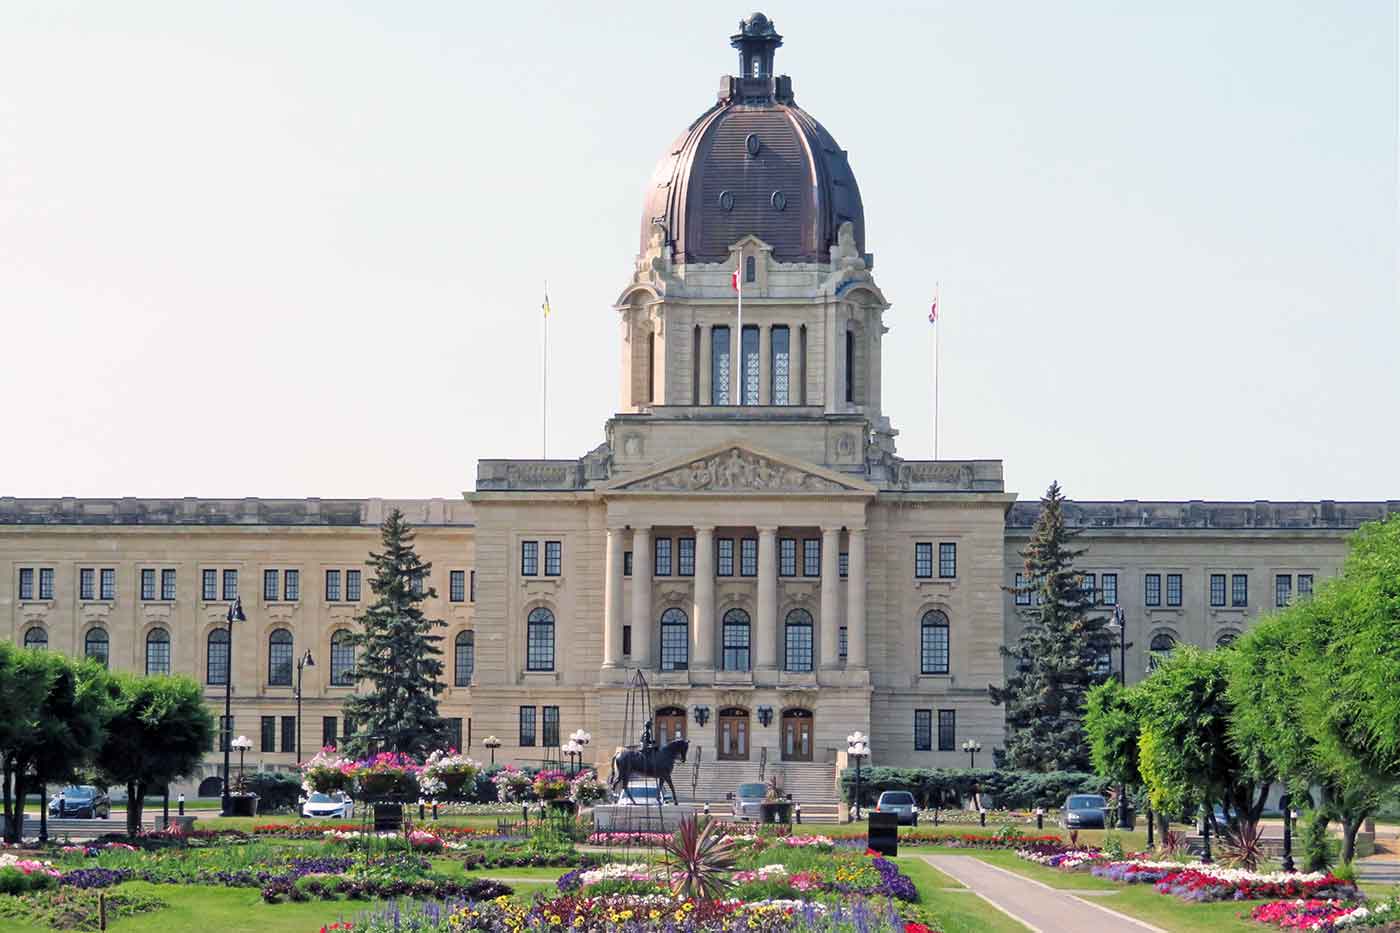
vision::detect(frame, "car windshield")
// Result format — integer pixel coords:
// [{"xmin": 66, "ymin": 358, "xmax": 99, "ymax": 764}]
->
[
  {"xmin": 881, "ymin": 793, "xmax": 914, "ymax": 805},
  {"xmin": 1069, "ymin": 796, "xmax": 1107, "ymax": 809},
  {"xmin": 61, "ymin": 787, "xmax": 94, "ymax": 799},
  {"xmin": 308, "ymin": 793, "xmax": 336, "ymax": 803},
  {"xmin": 737, "ymin": 783, "xmax": 766, "ymax": 798}
]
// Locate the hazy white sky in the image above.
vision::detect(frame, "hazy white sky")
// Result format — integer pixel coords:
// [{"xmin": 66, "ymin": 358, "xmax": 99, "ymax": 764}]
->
[{"xmin": 2, "ymin": 1, "xmax": 1395, "ymax": 502}]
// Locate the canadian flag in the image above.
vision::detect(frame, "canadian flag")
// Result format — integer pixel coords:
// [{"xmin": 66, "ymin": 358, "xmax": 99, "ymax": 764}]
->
[{"xmin": 731, "ymin": 268, "xmax": 740, "ymax": 291}]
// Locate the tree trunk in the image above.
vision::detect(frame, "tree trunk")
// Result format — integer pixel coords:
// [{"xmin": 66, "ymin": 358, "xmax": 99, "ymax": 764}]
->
[
  {"xmin": 10, "ymin": 768, "xmax": 29, "ymax": 843},
  {"xmin": 127, "ymin": 781, "xmax": 146, "ymax": 839},
  {"xmin": 1, "ymin": 756, "xmax": 12, "ymax": 842},
  {"xmin": 1341, "ymin": 816, "xmax": 1361, "ymax": 864},
  {"xmin": 1157, "ymin": 811, "xmax": 1170, "ymax": 844}
]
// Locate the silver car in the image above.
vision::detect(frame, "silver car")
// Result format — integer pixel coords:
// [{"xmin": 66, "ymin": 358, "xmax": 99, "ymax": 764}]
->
[
  {"xmin": 874, "ymin": 790, "xmax": 919, "ymax": 826},
  {"xmin": 728, "ymin": 782, "xmax": 767, "ymax": 821}
]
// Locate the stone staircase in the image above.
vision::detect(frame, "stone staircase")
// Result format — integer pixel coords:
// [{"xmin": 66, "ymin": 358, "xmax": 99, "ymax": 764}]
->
[{"xmin": 672, "ymin": 755, "xmax": 840, "ymax": 820}]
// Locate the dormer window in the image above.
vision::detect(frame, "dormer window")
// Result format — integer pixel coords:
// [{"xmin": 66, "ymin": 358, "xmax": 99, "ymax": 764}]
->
[{"xmin": 745, "ymin": 255, "xmax": 756, "ymax": 283}]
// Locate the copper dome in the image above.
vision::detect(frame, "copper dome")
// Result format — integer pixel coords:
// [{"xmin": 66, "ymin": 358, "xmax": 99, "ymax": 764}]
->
[{"xmin": 640, "ymin": 14, "xmax": 865, "ymax": 265}]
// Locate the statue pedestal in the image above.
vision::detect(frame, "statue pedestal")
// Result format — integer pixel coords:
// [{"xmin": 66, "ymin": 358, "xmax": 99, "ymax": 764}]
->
[{"xmin": 592, "ymin": 804, "xmax": 703, "ymax": 833}]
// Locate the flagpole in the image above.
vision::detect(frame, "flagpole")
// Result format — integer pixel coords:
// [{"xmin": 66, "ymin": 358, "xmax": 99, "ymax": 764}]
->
[
  {"xmin": 542, "ymin": 280, "xmax": 549, "ymax": 459},
  {"xmin": 736, "ymin": 269, "xmax": 743, "ymax": 404},
  {"xmin": 933, "ymin": 282, "xmax": 940, "ymax": 460}
]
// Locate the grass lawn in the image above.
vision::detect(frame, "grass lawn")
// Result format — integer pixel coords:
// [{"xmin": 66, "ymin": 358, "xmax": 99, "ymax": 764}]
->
[
  {"xmin": 462, "ymin": 865, "xmax": 569, "ymax": 881},
  {"xmin": 894, "ymin": 856, "xmax": 1030, "ymax": 933}
]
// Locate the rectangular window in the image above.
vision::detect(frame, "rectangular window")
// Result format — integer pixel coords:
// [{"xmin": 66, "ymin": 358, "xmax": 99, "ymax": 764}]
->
[
  {"xmin": 19, "ymin": 568, "xmax": 33, "ymax": 600},
  {"xmin": 939, "ymin": 543, "xmax": 957, "ymax": 578},
  {"xmin": 343, "ymin": 716, "xmax": 355, "ymax": 744},
  {"xmin": 1081, "ymin": 573, "xmax": 1096, "ymax": 601},
  {"xmin": 450, "ymin": 570, "xmax": 466, "ymax": 602},
  {"xmin": 162, "ymin": 569, "xmax": 177, "ymax": 601},
  {"xmin": 264, "ymin": 569, "xmax": 279, "ymax": 601},
  {"xmin": 284, "ymin": 570, "xmax": 299, "ymax": 601},
  {"xmin": 740, "ymin": 538, "xmax": 758, "ymax": 576},
  {"xmin": 346, "ymin": 570, "xmax": 361, "ymax": 601},
  {"xmin": 1166, "ymin": 573, "xmax": 1182, "ymax": 607},
  {"xmin": 1232, "ymin": 574, "xmax": 1248, "ymax": 607},
  {"xmin": 542, "ymin": 706, "xmax": 560, "ymax": 747},
  {"xmin": 39, "ymin": 568, "xmax": 54, "ymax": 600},
  {"xmin": 622, "ymin": 625, "xmax": 632, "ymax": 656},
  {"xmin": 717, "ymin": 538, "xmax": 734, "ymax": 577},
  {"xmin": 740, "ymin": 325, "xmax": 759, "ymax": 405},
  {"xmin": 521, "ymin": 541, "xmax": 539, "ymax": 576},
  {"xmin": 202, "ymin": 569, "xmax": 218, "ymax": 601},
  {"xmin": 322, "ymin": 716, "xmax": 338, "ymax": 750},
  {"xmin": 261, "ymin": 716, "xmax": 276, "ymax": 753},
  {"xmin": 838, "ymin": 625, "xmax": 848, "ymax": 660},
  {"xmin": 1145, "ymin": 573, "xmax": 1161, "ymax": 606},
  {"xmin": 914, "ymin": 709, "xmax": 932, "ymax": 751},
  {"xmin": 937, "ymin": 710, "xmax": 956, "ymax": 752},
  {"xmin": 914, "ymin": 542, "xmax": 933, "ymax": 578},
  {"xmin": 447, "ymin": 717, "xmax": 463, "ymax": 753},
  {"xmin": 518, "ymin": 707, "xmax": 536, "ymax": 747},
  {"xmin": 623, "ymin": 551, "xmax": 633, "ymax": 577},
  {"xmin": 678, "ymin": 537, "xmax": 695, "ymax": 577},
  {"xmin": 654, "ymin": 537, "xmax": 672, "ymax": 576},
  {"xmin": 779, "ymin": 538, "xmax": 797, "ymax": 577},
  {"xmin": 410, "ymin": 572, "xmax": 425, "ymax": 596},
  {"xmin": 100, "ymin": 568, "xmax": 115, "ymax": 600},
  {"xmin": 544, "ymin": 541, "xmax": 562, "ymax": 576},
  {"xmin": 839, "ymin": 552, "xmax": 849, "ymax": 578},
  {"xmin": 803, "ymin": 539, "xmax": 820, "ymax": 577},
  {"xmin": 222, "ymin": 569, "xmax": 238, "ymax": 601},
  {"xmin": 711, "ymin": 324, "xmax": 732, "ymax": 405},
  {"xmin": 281, "ymin": 716, "xmax": 296, "ymax": 753},
  {"xmin": 1297, "ymin": 574, "xmax": 1313, "ymax": 599},
  {"xmin": 1102, "ymin": 573, "xmax": 1118, "ymax": 606},
  {"xmin": 80, "ymin": 568, "xmax": 95, "ymax": 601},
  {"xmin": 1210, "ymin": 574, "xmax": 1226, "ymax": 607},
  {"xmin": 771, "ymin": 324, "xmax": 790, "ymax": 405},
  {"xmin": 1276, "ymin": 574, "xmax": 1292, "ymax": 607},
  {"xmin": 140, "ymin": 568, "xmax": 156, "ymax": 601},
  {"xmin": 469, "ymin": 570, "xmax": 476, "ymax": 602},
  {"xmin": 326, "ymin": 570, "xmax": 341, "ymax": 602},
  {"xmin": 1015, "ymin": 572, "xmax": 1032, "ymax": 605}
]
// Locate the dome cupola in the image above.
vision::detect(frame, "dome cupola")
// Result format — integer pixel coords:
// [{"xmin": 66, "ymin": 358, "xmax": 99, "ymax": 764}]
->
[{"xmin": 640, "ymin": 13, "xmax": 865, "ymax": 265}]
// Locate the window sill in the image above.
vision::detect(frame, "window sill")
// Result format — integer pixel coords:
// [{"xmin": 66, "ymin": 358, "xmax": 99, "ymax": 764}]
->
[
  {"xmin": 522, "ymin": 671, "xmax": 559, "ymax": 684},
  {"xmin": 914, "ymin": 578, "xmax": 957, "ymax": 591},
  {"xmin": 917, "ymin": 674, "xmax": 953, "ymax": 686}
]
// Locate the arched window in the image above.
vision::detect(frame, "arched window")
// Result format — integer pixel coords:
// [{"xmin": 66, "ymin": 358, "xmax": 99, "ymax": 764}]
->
[
  {"xmin": 84, "ymin": 628, "xmax": 109, "ymax": 668},
  {"xmin": 146, "ymin": 628, "xmax": 171, "ymax": 675},
  {"xmin": 920, "ymin": 610, "xmax": 950, "ymax": 675},
  {"xmin": 660, "ymin": 608, "xmax": 689, "ymax": 671},
  {"xmin": 207, "ymin": 628, "xmax": 230, "ymax": 684},
  {"xmin": 722, "ymin": 609, "xmax": 751, "ymax": 671},
  {"xmin": 1148, "ymin": 632, "xmax": 1177, "ymax": 671},
  {"xmin": 455, "ymin": 631, "xmax": 475, "ymax": 686},
  {"xmin": 268, "ymin": 628, "xmax": 293, "ymax": 686},
  {"xmin": 745, "ymin": 254, "xmax": 756, "ymax": 283},
  {"xmin": 527, "ymin": 607, "xmax": 555, "ymax": 672},
  {"xmin": 845, "ymin": 329, "xmax": 856, "ymax": 403},
  {"xmin": 1215, "ymin": 632, "xmax": 1238, "ymax": 649},
  {"xmin": 330, "ymin": 629, "xmax": 355, "ymax": 685},
  {"xmin": 23, "ymin": 626, "xmax": 47, "ymax": 650},
  {"xmin": 784, "ymin": 609, "xmax": 813, "ymax": 672}
]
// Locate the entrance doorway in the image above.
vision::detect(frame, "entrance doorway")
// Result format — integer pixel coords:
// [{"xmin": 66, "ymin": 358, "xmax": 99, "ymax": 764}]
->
[
  {"xmin": 654, "ymin": 706, "xmax": 687, "ymax": 745},
  {"xmin": 781, "ymin": 709, "xmax": 813, "ymax": 761},
  {"xmin": 717, "ymin": 707, "xmax": 750, "ymax": 760}
]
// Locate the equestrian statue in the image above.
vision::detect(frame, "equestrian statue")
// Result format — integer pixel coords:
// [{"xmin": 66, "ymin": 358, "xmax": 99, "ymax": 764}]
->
[{"xmin": 610, "ymin": 735, "xmax": 690, "ymax": 805}]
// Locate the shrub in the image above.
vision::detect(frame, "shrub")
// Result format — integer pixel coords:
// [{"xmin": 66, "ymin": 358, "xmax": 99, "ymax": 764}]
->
[
  {"xmin": 1301, "ymin": 814, "xmax": 1334, "ymax": 873},
  {"xmin": 242, "ymin": 773, "xmax": 303, "ymax": 812}
]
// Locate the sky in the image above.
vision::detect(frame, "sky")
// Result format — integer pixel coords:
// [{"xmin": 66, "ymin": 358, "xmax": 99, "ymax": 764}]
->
[{"xmin": 1, "ymin": 1, "xmax": 1395, "ymax": 503}]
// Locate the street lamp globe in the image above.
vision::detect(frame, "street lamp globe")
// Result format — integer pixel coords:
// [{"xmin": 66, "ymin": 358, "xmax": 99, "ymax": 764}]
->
[{"xmin": 231, "ymin": 735, "xmax": 252, "ymax": 751}]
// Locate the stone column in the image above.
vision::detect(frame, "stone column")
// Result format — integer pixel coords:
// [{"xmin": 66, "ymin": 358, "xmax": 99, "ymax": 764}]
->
[
  {"xmin": 756, "ymin": 526, "xmax": 778, "ymax": 670},
  {"xmin": 819, "ymin": 526, "xmax": 841, "ymax": 669},
  {"xmin": 603, "ymin": 527, "xmax": 624, "ymax": 668},
  {"xmin": 759, "ymin": 325, "xmax": 772, "ymax": 405},
  {"xmin": 693, "ymin": 526, "xmax": 716, "ymax": 669},
  {"xmin": 698, "ymin": 326, "xmax": 712, "ymax": 406},
  {"xmin": 631, "ymin": 527, "xmax": 653, "ymax": 669},
  {"xmin": 847, "ymin": 527, "xmax": 867, "ymax": 669}
]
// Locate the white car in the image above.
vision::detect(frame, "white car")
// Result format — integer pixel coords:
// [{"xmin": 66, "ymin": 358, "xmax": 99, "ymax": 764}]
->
[{"xmin": 301, "ymin": 792, "xmax": 354, "ymax": 819}]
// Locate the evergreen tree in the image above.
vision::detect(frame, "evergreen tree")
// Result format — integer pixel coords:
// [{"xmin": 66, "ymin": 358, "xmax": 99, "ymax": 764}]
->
[
  {"xmin": 989, "ymin": 481, "xmax": 1112, "ymax": 771},
  {"xmin": 342, "ymin": 509, "xmax": 449, "ymax": 758}
]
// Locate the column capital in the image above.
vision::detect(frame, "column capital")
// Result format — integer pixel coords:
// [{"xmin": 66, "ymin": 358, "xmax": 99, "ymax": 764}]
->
[
  {"xmin": 846, "ymin": 526, "xmax": 867, "ymax": 536},
  {"xmin": 692, "ymin": 524, "xmax": 717, "ymax": 536},
  {"xmin": 820, "ymin": 525, "xmax": 842, "ymax": 537},
  {"xmin": 756, "ymin": 525, "xmax": 779, "ymax": 535}
]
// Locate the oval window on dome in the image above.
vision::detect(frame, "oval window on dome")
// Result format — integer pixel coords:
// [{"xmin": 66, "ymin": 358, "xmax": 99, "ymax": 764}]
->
[
  {"xmin": 771, "ymin": 191, "xmax": 787, "ymax": 211},
  {"xmin": 745, "ymin": 133, "xmax": 761, "ymax": 157},
  {"xmin": 718, "ymin": 190, "xmax": 735, "ymax": 212}
]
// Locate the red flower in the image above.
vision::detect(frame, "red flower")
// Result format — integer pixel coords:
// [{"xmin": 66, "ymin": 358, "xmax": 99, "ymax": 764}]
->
[
  {"xmin": 905, "ymin": 923, "xmax": 934, "ymax": 933},
  {"xmin": 865, "ymin": 847, "xmax": 880, "ymax": 857}
]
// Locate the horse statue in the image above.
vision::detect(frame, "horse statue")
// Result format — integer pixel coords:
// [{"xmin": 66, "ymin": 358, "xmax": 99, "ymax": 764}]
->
[{"xmin": 610, "ymin": 738, "xmax": 689, "ymax": 804}]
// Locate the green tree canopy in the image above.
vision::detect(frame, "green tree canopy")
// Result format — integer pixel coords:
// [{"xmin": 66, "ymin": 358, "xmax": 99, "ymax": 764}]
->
[
  {"xmin": 0, "ymin": 643, "xmax": 60, "ymax": 841},
  {"xmin": 1084, "ymin": 678, "xmax": 1142, "ymax": 789},
  {"xmin": 342, "ymin": 508, "xmax": 449, "ymax": 759}
]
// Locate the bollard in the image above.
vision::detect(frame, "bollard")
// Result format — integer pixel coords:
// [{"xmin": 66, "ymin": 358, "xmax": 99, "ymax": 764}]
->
[
  {"xmin": 432, "ymin": 803, "xmax": 439, "ymax": 821},
  {"xmin": 1035, "ymin": 808, "xmax": 1044, "ymax": 831},
  {"xmin": 795, "ymin": 803, "xmax": 802, "ymax": 824},
  {"xmin": 419, "ymin": 803, "xmax": 426, "ymax": 820},
  {"xmin": 979, "ymin": 810, "xmax": 986, "ymax": 827},
  {"xmin": 522, "ymin": 804, "xmax": 528, "ymax": 827},
  {"xmin": 703, "ymin": 802, "xmax": 710, "ymax": 817},
  {"xmin": 178, "ymin": 793, "xmax": 185, "ymax": 817}
]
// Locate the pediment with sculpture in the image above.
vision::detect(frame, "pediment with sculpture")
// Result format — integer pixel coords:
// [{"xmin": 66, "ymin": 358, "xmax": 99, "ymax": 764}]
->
[{"xmin": 608, "ymin": 444, "xmax": 872, "ymax": 495}]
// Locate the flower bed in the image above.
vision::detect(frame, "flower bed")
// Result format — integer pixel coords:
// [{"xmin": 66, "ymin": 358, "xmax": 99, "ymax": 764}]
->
[
  {"xmin": 1154, "ymin": 867, "xmax": 1358, "ymax": 903},
  {"xmin": 1250, "ymin": 898, "xmax": 1396, "ymax": 930},
  {"xmin": 1016, "ymin": 844, "xmax": 1106, "ymax": 870},
  {"xmin": 587, "ymin": 832, "xmax": 674, "ymax": 848},
  {"xmin": 0, "ymin": 886, "xmax": 166, "ymax": 929},
  {"xmin": 1090, "ymin": 860, "xmax": 1199, "ymax": 885},
  {"xmin": 252, "ymin": 822, "xmax": 488, "ymax": 840},
  {"xmin": 908, "ymin": 832, "xmax": 1064, "ymax": 849}
]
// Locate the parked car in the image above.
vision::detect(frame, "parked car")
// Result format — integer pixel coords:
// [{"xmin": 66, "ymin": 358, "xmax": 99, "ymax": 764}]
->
[
  {"xmin": 614, "ymin": 779, "xmax": 676, "ymax": 806},
  {"xmin": 48, "ymin": 786, "xmax": 111, "ymax": 819},
  {"xmin": 874, "ymin": 790, "xmax": 920, "ymax": 825},
  {"xmin": 1061, "ymin": 793, "xmax": 1108, "ymax": 829},
  {"xmin": 727, "ymin": 782, "xmax": 768, "ymax": 821},
  {"xmin": 300, "ymin": 791, "xmax": 353, "ymax": 819}
]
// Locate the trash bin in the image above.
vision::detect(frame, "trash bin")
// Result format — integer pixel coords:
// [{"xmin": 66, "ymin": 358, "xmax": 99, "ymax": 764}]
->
[{"xmin": 868, "ymin": 811, "xmax": 899, "ymax": 856}]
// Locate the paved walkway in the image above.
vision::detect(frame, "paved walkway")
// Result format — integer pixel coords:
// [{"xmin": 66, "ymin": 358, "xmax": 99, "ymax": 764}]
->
[{"xmin": 921, "ymin": 855, "xmax": 1168, "ymax": 933}]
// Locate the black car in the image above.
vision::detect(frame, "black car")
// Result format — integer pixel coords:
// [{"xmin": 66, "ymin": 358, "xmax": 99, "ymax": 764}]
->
[
  {"xmin": 48, "ymin": 785, "xmax": 111, "ymax": 819},
  {"xmin": 1061, "ymin": 793, "xmax": 1108, "ymax": 829}
]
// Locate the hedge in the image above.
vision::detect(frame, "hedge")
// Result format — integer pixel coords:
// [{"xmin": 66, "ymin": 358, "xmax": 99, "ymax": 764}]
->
[{"xmin": 837, "ymin": 767, "xmax": 1112, "ymax": 809}]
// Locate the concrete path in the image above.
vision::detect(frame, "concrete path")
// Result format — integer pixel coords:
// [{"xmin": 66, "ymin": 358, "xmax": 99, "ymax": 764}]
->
[
  {"xmin": 1358, "ymin": 858, "xmax": 1400, "ymax": 884},
  {"xmin": 921, "ymin": 855, "xmax": 1168, "ymax": 933}
]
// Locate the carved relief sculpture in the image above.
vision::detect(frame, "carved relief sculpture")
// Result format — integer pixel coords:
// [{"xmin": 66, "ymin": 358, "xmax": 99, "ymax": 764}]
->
[{"xmin": 626, "ymin": 448, "xmax": 845, "ymax": 492}]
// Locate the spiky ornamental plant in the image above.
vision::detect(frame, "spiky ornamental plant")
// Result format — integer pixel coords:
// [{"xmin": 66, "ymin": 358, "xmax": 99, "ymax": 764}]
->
[
  {"xmin": 989, "ymin": 482, "xmax": 1113, "ymax": 772},
  {"xmin": 342, "ymin": 508, "xmax": 449, "ymax": 759},
  {"xmin": 663, "ymin": 816, "xmax": 737, "ymax": 899}
]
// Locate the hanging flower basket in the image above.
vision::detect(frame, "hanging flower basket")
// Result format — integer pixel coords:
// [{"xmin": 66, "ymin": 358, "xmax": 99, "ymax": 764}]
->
[
  {"xmin": 351, "ymin": 752, "xmax": 422, "ymax": 800},
  {"xmin": 420, "ymin": 750, "xmax": 482, "ymax": 800},
  {"xmin": 300, "ymin": 747, "xmax": 355, "ymax": 796},
  {"xmin": 532, "ymin": 769, "xmax": 570, "ymax": 801}
]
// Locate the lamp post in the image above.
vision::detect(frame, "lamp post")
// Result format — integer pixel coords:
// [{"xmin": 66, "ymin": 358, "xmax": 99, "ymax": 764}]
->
[
  {"xmin": 561, "ymin": 740, "xmax": 581, "ymax": 776},
  {"xmin": 295, "ymin": 650, "xmax": 315, "ymax": 766},
  {"xmin": 220, "ymin": 596, "xmax": 246, "ymax": 816},
  {"xmin": 1280, "ymin": 794, "xmax": 1295, "ymax": 873},
  {"xmin": 846, "ymin": 731, "xmax": 869, "ymax": 822},
  {"xmin": 231, "ymin": 735, "xmax": 253, "ymax": 792},
  {"xmin": 568, "ymin": 729, "xmax": 591, "ymax": 775},
  {"xmin": 1108, "ymin": 606, "xmax": 1135, "ymax": 831},
  {"xmin": 484, "ymin": 736, "xmax": 501, "ymax": 767},
  {"xmin": 1201, "ymin": 802, "xmax": 1213, "ymax": 864},
  {"xmin": 961, "ymin": 739, "xmax": 981, "ymax": 769}
]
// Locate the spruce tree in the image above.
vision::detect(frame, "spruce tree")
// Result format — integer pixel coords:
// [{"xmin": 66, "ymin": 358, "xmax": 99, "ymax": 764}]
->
[
  {"xmin": 989, "ymin": 481, "xmax": 1113, "ymax": 771},
  {"xmin": 342, "ymin": 509, "xmax": 448, "ymax": 758}
]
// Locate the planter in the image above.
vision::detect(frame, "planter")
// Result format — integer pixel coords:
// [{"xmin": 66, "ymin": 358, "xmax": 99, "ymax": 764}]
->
[
  {"xmin": 227, "ymin": 794, "xmax": 258, "ymax": 817},
  {"xmin": 373, "ymin": 803, "xmax": 403, "ymax": 832},
  {"xmin": 436, "ymin": 771, "xmax": 474, "ymax": 799},
  {"xmin": 306, "ymin": 771, "xmax": 349, "ymax": 795},
  {"xmin": 358, "ymin": 773, "xmax": 417, "ymax": 799},
  {"xmin": 760, "ymin": 802, "xmax": 792, "ymax": 824}
]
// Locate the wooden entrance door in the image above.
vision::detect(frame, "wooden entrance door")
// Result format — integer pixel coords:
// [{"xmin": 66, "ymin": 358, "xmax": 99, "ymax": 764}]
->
[
  {"xmin": 781, "ymin": 710, "xmax": 813, "ymax": 761},
  {"xmin": 654, "ymin": 707, "xmax": 687, "ymax": 746},
  {"xmin": 716, "ymin": 707, "xmax": 750, "ymax": 761}
]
